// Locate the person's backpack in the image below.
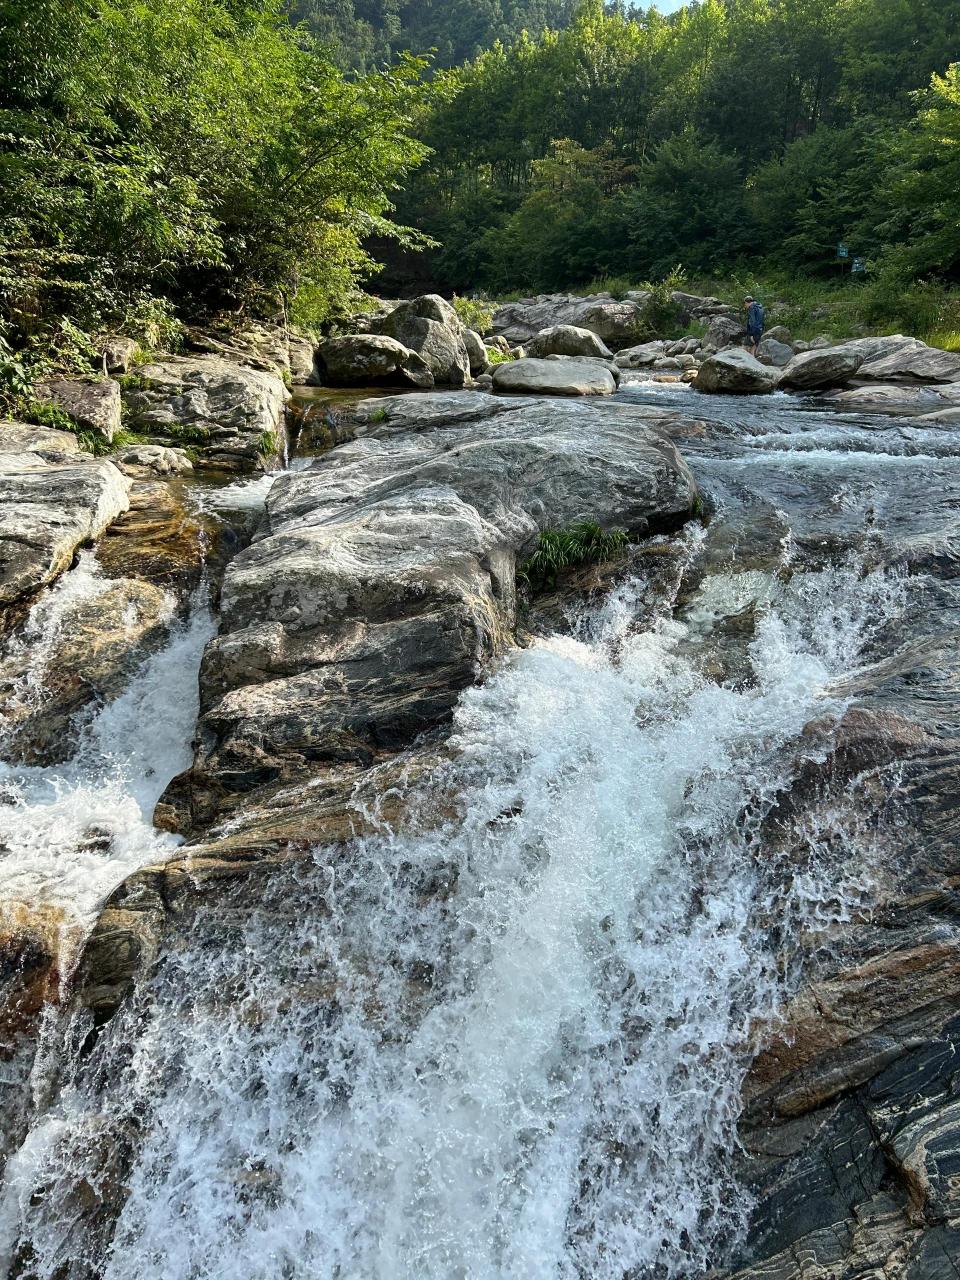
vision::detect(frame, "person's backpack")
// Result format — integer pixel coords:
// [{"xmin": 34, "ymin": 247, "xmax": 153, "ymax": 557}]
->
[{"xmin": 749, "ymin": 301, "xmax": 765, "ymax": 331}]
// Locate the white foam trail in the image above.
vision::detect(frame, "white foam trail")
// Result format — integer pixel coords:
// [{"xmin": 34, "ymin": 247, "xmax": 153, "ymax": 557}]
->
[
  {"xmin": 0, "ymin": 559, "xmax": 904, "ymax": 1280},
  {"xmin": 0, "ymin": 572, "xmax": 215, "ymax": 928}
]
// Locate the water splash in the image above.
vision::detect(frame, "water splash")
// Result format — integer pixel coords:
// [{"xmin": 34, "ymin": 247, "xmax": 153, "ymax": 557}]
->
[
  {"xmin": 0, "ymin": 566, "xmax": 215, "ymax": 929},
  {"xmin": 0, "ymin": 558, "xmax": 904, "ymax": 1280}
]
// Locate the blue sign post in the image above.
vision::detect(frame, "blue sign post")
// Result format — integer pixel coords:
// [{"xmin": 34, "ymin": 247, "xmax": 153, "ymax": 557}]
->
[{"xmin": 837, "ymin": 242, "xmax": 850, "ymax": 260}]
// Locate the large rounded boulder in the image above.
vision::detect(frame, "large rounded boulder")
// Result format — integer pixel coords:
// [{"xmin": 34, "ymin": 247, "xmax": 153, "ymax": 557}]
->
[
  {"xmin": 693, "ymin": 349, "xmax": 782, "ymax": 395},
  {"xmin": 525, "ymin": 325, "xmax": 613, "ymax": 360},
  {"xmin": 781, "ymin": 347, "xmax": 864, "ymax": 390},
  {"xmin": 492, "ymin": 357, "xmax": 617, "ymax": 397},
  {"xmin": 313, "ymin": 335, "xmax": 434, "ymax": 390},
  {"xmin": 376, "ymin": 294, "xmax": 471, "ymax": 387}
]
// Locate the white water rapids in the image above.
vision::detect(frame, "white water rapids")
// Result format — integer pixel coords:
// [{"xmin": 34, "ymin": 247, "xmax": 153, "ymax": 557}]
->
[
  {"xmin": 0, "ymin": 538, "xmax": 902, "ymax": 1279},
  {"xmin": 0, "ymin": 556, "xmax": 215, "ymax": 930}
]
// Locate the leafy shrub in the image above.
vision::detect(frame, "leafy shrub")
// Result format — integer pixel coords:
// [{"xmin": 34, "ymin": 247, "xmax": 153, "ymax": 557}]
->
[
  {"xmin": 520, "ymin": 522, "xmax": 629, "ymax": 591},
  {"xmin": 453, "ymin": 295, "xmax": 495, "ymax": 335}
]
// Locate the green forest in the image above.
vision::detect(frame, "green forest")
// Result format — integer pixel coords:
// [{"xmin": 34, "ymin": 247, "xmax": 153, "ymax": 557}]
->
[{"xmin": 1, "ymin": 0, "xmax": 959, "ymax": 382}]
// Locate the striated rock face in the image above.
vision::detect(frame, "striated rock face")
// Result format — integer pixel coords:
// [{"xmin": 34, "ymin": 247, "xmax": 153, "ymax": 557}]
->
[
  {"xmin": 0, "ymin": 443, "xmax": 130, "ymax": 623},
  {"xmin": 312, "ymin": 334, "xmax": 434, "ymax": 389},
  {"xmin": 122, "ymin": 355, "xmax": 287, "ymax": 472},
  {"xmin": 725, "ymin": 697, "xmax": 960, "ymax": 1280},
  {"xmin": 492, "ymin": 356, "xmax": 617, "ymax": 396},
  {"xmin": 857, "ymin": 342, "xmax": 960, "ymax": 384},
  {"xmin": 827, "ymin": 383, "xmax": 960, "ymax": 417},
  {"xmin": 159, "ymin": 392, "xmax": 697, "ymax": 833},
  {"xmin": 694, "ymin": 349, "xmax": 782, "ymax": 394}
]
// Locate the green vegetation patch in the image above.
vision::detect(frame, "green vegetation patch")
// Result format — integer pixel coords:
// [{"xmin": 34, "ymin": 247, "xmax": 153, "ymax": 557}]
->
[
  {"xmin": 520, "ymin": 522, "xmax": 629, "ymax": 592},
  {"xmin": 453, "ymin": 295, "xmax": 496, "ymax": 335}
]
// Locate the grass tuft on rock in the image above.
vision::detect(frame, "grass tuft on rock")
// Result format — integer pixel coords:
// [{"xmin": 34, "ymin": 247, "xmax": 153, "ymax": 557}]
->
[{"xmin": 520, "ymin": 522, "xmax": 628, "ymax": 591}]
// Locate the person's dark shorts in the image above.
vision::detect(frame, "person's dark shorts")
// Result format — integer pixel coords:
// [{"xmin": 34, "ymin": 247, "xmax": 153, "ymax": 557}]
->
[{"xmin": 746, "ymin": 327, "xmax": 763, "ymax": 345}]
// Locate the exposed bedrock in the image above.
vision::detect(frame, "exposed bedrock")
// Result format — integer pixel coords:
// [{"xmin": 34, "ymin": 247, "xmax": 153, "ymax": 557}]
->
[
  {"xmin": 724, "ymin": 623, "xmax": 960, "ymax": 1279},
  {"xmin": 158, "ymin": 392, "xmax": 698, "ymax": 835},
  {"xmin": 0, "ymin": 425, "xmax": 131, "ymax": 628}
]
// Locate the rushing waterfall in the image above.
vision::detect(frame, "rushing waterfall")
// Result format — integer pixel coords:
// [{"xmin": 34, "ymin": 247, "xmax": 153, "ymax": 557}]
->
[{"xmin": 0, "ymin": 538, "xmax": 903, "ymax": 1280}]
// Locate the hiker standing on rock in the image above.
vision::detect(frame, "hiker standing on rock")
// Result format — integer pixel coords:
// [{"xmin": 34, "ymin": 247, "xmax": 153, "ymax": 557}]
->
[{"xmin": 744, "ymin": 296, "xmax": 765, "ymax": 356}]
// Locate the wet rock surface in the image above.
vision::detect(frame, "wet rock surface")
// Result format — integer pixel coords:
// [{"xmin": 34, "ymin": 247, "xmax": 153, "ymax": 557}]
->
[
  {"xmin": 6, "ymin": 357, "xmax": 960, "ymax": 1277},
  {"xmin": 159, "ymin": 391, "xmax": 697, "ymax": 833},
  {"xmin": 0, "ymin": 445, "xmax": 130, "ymax": 624}
]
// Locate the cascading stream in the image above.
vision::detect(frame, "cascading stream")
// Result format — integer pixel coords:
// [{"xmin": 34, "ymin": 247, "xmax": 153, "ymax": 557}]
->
[
  {"xmin": 0, "ymin": 469, "xmax": 283, "ymax": 933},
  {"xmin": 0, "ymin": 561, "xmax": 213, "ymax": 930},
  {"xmin": 0, "ymin": 535, "xmax": 904, "ymax": 1279}
]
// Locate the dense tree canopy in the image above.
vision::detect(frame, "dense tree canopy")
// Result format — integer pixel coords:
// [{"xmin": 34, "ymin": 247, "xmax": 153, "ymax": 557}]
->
[
  {"xmin": 286, "ymin": 0, "xmax": 579, "ymax": 69},
  {"xmin": 380, "ymin": 0, "xmax": 960, "ymax": 293},
  {"xmin": 2, "ymin": 0, "xmax": 958, "ymax": 350},
  {"xmin": 0, "ymin": 0, "xmax": 432, "ymax": 340}
]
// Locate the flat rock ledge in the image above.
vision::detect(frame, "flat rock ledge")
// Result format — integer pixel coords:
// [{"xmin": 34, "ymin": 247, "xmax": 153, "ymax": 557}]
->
[{"xmin": 158, "ymin": 391, "xmax": 698, "ymax": 835}]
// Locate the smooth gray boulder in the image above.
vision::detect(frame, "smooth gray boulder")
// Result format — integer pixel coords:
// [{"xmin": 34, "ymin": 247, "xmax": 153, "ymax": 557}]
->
[
  {"xmin": 161, "ymin": 392, "xmax": 697, "ymax": 829},
  {"xmin": 376, "ymin": 294, "xmax": 471, "ymax": 387},
  {"xmin": 694, "ymin": 349, "xmax": 782, "ymax": 394},
  {"xmin": 492, "ymin": 357, "xmax": 617, "ymax": 396},
  {"xmin": 702, "ymin": 315, "xmax": 746, "ymax": 351},
  {"xmin": 525, "ymin": 325, "xmax": 613, "ymax": 360},
  {"xmin": 765, "ymin": 325, "xmax": 792, "ymax": 345},
  {"xmin": 313, "ymin": 334, "xmax": 434, "ymax": 390},
  {"xmin": 756, "ymin": 338, "xmax": 794, "ymax": 368},
  {"xmin": 781, "ymin": 347, "xmax": 863, "ymax": 389},
  {"xmin": 122, "ymin": 355, "xmax": 288, "ymax": 472},
  {"xmin": 39, "ymin": 378, "xmax": 122, "ymax": 444},
  {"xmin": 0, "ymin": 451, "xmax": 130, "ymax": 613},
  {"xmin": 544, "ymin": 353, "xmax": 621, "ymax": 386},
  {"xmin": 462, "ymin": 327, "xmax": 489, "ymax": 376},
  {"xmin": 492, "ymin": 293, "xmax": 648, "ymax": 347}
]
